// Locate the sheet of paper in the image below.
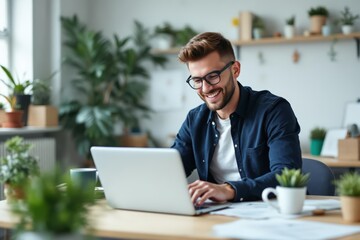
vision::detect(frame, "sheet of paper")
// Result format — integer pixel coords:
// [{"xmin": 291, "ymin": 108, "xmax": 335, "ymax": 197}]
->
[
  {"xmin": 213, "ymin": 218, "xmax": 360, "ymax": 240},
  {"xmin": 211, "ymin": 199, "xmax": 340, "ymax": 219}
]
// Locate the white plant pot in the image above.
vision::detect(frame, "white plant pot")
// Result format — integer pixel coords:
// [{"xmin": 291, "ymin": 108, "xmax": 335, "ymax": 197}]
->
[
  {"xmin": 284, "ymin": 25, "xmax": 295, "ymax": 39},
  {"xmin": 253, "ymin": 28, "xmax": 264, "ymax": 39},
  {"xmin": 321, "ymin": 25, "xmax": 332, "ymax": 36},
  {"xmin": 342, "ymin": 25, "xmax": 353, "ymax": 35}
]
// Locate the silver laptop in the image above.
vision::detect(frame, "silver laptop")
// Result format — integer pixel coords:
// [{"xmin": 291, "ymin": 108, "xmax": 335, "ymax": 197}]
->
[{"xmin": 90, "ymin": 146, "xmax": 231, "ymax": 215}]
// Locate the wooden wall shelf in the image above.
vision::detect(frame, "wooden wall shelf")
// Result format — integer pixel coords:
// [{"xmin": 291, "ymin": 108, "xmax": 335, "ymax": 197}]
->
[
  {"xmin": 232, "ymin": 32, "xmax": 360, "ymax": 59},
  {"xmin": 152, "ymin": 32, "xmax": 360, "ymax": 59}
]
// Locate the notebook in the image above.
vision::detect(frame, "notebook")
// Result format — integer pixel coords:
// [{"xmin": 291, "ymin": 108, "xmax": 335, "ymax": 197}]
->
[{"xmin": 90, "ymin": 146, "xmax": 231, "ymax": 215}]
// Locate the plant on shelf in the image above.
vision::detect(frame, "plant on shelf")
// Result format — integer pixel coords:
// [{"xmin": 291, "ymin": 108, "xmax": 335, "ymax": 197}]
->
[
  {"xmin": 11, "ymin": 168, "xmax": 96, "ymax": 239},
  {"xmin": 28, "ymin": 76, "xmax": 59, "ymax": 127},
  {"xmin": 0, "ymin": 136, "xmax": 40, "ymax": 201},
  {"xmin": 284, "ymin": 15, "xmax": 296, "ymax": 39},
  {"xmin": 276, "ymin": 168, "xmax": 310, "ymax": 188},
  {"xmin": 154, "ymin": 22, "xmax": 198, "ymax": 47},
  {"xmin": 339, "ymin": 6, "xmax": 359, "ymax": 35},
  {"xmin": 286, "ymin": 15, "xmax": 295, "ymax": 26},
  {"xmin": 308, "ymin": 6, "xmax": 329, "ymax": 34},
  {"xmin": 252, "ymin": 15, "xmax": 265, "ymax": 39},
  {"xmin": 333, "ymin": 172, "xmax": 360, "ymax": 222},
  {"xmin": 310, "ymin": 127, "xmax": 326, "ymax": 156},
  {"xmin": 0, "ymin": 65, "xmax": 32, "ymax": 126},
  {"xmin": 60, "ymin": 15, "xmax": 168, "ymax": 163}
]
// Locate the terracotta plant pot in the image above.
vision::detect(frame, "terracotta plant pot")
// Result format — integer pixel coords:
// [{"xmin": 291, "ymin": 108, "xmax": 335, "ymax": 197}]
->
[
  {"xmin": 4, "ymin": 183, "xmax": 25, "ymax": 202},
  {"xmin": 340, "ymin": 196, "xmax": 360, "ymax": 222},
  {"xmin": 2, "ymin": 110, "xmax": 24, "ymax": 128},
  {"xmin": 310, "ymin": 16, "xmax": 327, "ymax": 34}
]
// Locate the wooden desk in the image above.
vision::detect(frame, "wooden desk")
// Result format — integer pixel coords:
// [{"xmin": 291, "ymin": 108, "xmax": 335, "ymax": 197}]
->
[
  {"xmin": 1, "ymin": 198, "xmax": 360, "ymax": 240},
  {"xmin": 303, "ymin": 154, "xmax": 360, "ymax": 168}
]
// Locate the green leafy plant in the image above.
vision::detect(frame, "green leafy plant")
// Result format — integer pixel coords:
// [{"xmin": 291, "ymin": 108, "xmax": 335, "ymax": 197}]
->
[
  {"xmin": 11, "ymin": 169, "xmax": 96, "ymax": 236},
  {"xmin": 0, "ymin": 65, "xmax": 32, "ymax": 95},
  {"xmin": 252, "ymin": 16, "xmax": 265, "ymax": 29},
  {"xmin": 60, "ymin": 15, "xmax": 168, "ymax": 159},
  {"xmin": 334, "ymin": 172, "xmax": 360, "ymax": 196},
  {"xmin": 0, "ymin": 102, "xmax": 5, "ymax": 109},
  {"xmin": 310, "ymin": 127, "xmax": 327, "ymax": 140},
  {"xmin": 31, "ymin": 75, "xmax": 55, "ymax": 105},
  {"xmin": 154, "ymin": 22, "xmax": 198, "ymax": 47},
  {"xmin": 286, "ymin": 15, "xmax": 295, "ymax": 25},
  {"xmin": 0, "ymin": 136, "xmax": 39, "ymax": 186},
  {"xmin": 308, "ymin": 6, "xmax": 329, "ymax": 17},
  {"xmin": 276, "ymin": 168, "xmax": 310, "ymax": 188},
  {"xmin": 339, "ymin": 6, "xmax": 359, "ymax": 26}
]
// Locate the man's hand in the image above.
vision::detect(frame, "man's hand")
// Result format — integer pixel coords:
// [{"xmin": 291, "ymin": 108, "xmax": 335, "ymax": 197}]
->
[{"xmin": 188, "ymin": 180, "xmax": 235, "ymax": 205}]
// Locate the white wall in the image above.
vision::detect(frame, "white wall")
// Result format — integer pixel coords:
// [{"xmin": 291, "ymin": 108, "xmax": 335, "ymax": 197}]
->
[{"xmin": 58, "ymin": 0, "xmax": 360, "ymax": 153}]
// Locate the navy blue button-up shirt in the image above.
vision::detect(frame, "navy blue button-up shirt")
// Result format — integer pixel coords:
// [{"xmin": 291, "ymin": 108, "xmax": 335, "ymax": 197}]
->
[{"xmin": 171, "ymin": 83, "xmax": 302, "ymax": 201}]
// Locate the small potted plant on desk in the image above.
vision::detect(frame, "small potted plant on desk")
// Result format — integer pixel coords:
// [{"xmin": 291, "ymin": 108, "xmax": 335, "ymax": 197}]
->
[
  {"xmin": 339, "ymin": 6, "xmax": 359, "ymax": 35},
  {"xmin": 310, "ymin": 127, "xmax": 327, "ymax": 156},
  {"xmin": 262, "ymin": 168, "xmax": 309, "ymax": 214},
  {"xmin": 334, "ymin": 171, "xmax": 360, "ymax": 222},
  {"xmin": 11, "ymin": 169, "xmax": 96, "ymax": 239},
  {"xmin": 0, "ymin": 65, "xmax": 32, "ymax": 126},
  {"xmin": 0, "ymin": 136, "xmax": 39, "ymax": 201}
]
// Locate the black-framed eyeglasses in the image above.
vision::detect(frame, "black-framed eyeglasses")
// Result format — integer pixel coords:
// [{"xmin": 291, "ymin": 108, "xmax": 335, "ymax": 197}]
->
[{"xmin": 186, "ymin": 61, "xmax": 235, "ymax": 90}]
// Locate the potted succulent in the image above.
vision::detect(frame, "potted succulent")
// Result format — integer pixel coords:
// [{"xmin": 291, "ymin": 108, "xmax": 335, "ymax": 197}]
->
[
  {"xmin": 339, "ymin": 6, "xmax": 359, "ymax": 35},
  {"xmin": 0, "ymin": 65, "xmax": 32, "ymax": 126},
  {"xmin": 310, "ymin": 127, "xmax": 327, "ymax": 156},
  {"xmin": 252, "ymin": 15, "xmax": 265, "ymax": 39},
  {"xmin": 284, "ymin": 15, "xmax": 296, "ymax": 39},
  {"xmin": 27, "ymin": 77, "xmax": 59, "ymax": 127},
  {"xmin": 0, "ymin": 136, "xmax": 39, "ymax": 201},
  {"xmin": 11, "ymin": 168, "xmax": 96, "ymax": 239},
  {"xmin": 333, "ymin": 172, "xmax": 360, "ymax": 222},
  {"xmin": 262, "ymin": 168, "xmax": 309, "ymax": 214},
  {"xmin": 308, "ymin": 6, "xmax": 329, "ymax": 34}
]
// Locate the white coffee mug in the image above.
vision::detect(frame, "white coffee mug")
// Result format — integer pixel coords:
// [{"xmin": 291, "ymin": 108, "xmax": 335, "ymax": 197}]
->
[{"xmin": 262, "ymin": 186, "xmax": 306, "ymax": 214}]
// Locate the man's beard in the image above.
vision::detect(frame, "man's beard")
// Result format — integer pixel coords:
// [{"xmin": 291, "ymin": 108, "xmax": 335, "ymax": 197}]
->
[{"xmin": 199, "ymin": 75, "xmax": 236, "ymax": 111}]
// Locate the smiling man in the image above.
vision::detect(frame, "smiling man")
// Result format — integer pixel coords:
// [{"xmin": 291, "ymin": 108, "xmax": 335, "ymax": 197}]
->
[{"xmin": 171, "ymin": 32, "xmax": 302, "ymax": 205}]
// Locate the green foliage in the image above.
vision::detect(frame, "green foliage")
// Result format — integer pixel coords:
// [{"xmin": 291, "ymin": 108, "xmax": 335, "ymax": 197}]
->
[
  {"xmin": 252, "ymin": 16, "xmax": 265, "ymax": 29},
  {"xmin": 339, "ymin": 6, "xmax": 359, "ymax": 26},
  {"xmin": 310, "ymin": 127, "xmax": 327, "ymax": 140},
  {"xmin": 275, "ymin": 168, "xmax": 310, "ymax": 188},
  {"xmin": 0, "ymin": 102, "xmax": 4, "ymax": 109},
  {"xmin": 11, "ymin": 169, "xmax": 96, "ymax": 234},
  {"xmin": 154, "ymin": 22, "xmax": 198, "ymax": 46},
  {"xmin": 31, "ymin": 74, "xmax": 55, "ymax": 105},
  {"xmin": 308, "ymin": 6, "xmax": 329, "ymax": 17},
  {"xmin": 334, "ymin": 172, "xmax": 360, "ymax": 196},
  {"xmin": 0, "ymin": 65, "xmax": 32, "ymax": 94},
  {"xmin": 60, "ymin": 15, "xmax": 168, "ymax": 158},
  {"xmin": 286, "ymin": 15, "xmax": 295, "ymax": 25},
  {"xmin": 0, "ymin": 136, "xmax": 40, "ymax": 186}
]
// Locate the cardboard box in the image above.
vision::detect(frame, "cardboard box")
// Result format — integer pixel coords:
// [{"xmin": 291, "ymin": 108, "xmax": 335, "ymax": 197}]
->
[
  {"xmin": 338, "ymin": 138, "xmax": 360, "ymax": 161},
  {"xmin": 0, "ymin": 110, "xmax": 6, "ymax": 127},
  {"xmin": 27, "ymin": 105, "xmax": 58, "ymax": 127}
]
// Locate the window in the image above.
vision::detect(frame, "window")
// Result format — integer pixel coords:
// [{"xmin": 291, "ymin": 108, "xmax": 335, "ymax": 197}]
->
[{"xmin": 0, "ymin": 0, "xmax": 10, "ymax": 103}]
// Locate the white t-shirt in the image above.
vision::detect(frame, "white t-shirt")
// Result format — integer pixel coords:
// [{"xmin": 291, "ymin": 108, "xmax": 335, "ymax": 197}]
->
[{"xmin": 209, "ymin": 115, "xmax": 241, "ymax": 183}]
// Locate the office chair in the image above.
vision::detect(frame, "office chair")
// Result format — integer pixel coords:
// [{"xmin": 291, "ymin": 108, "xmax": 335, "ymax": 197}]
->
[{"xmin": 302, "ymin": 158, "xmax": 335, "ymax": 196}]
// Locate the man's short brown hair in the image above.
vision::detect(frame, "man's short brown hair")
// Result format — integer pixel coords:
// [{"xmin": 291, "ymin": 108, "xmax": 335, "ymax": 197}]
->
[{"xmin": 178, "ymin": 32, "xmax": 235, "ymax": 63}]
